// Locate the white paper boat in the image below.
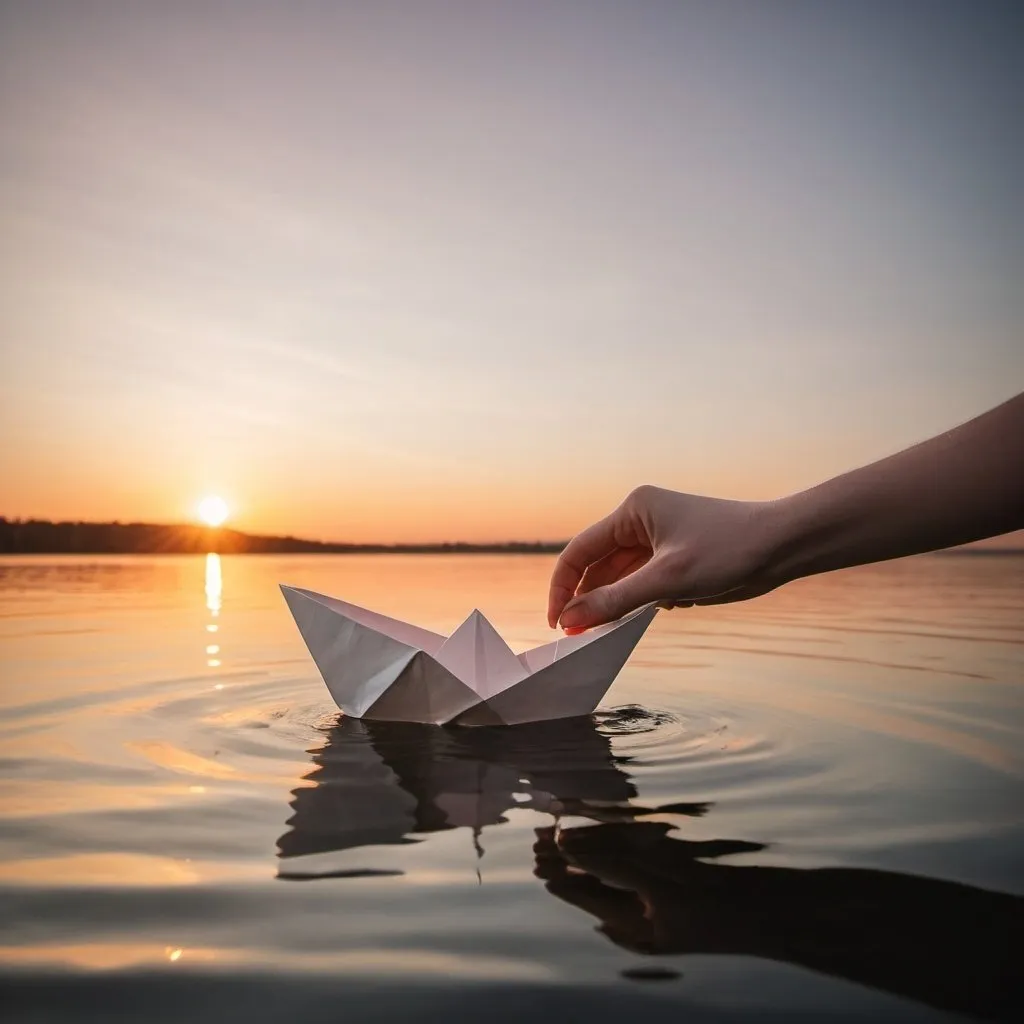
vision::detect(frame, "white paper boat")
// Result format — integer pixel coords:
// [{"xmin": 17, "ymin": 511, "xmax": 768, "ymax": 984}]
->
[{"xmin": 280, "ymin": 585, "xmax": 658, "ymax": 725}]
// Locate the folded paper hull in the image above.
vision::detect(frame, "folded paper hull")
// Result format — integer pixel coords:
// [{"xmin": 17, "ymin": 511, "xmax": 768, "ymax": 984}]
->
[{"xmin": 280, "ymin": 585, "xmax": 657, "ymax": 726}]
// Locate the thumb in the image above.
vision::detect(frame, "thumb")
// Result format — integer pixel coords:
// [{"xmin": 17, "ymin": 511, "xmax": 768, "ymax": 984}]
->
[{"xmin": 558, "ymin": 562, "xmax": 664, "ymax": 630}]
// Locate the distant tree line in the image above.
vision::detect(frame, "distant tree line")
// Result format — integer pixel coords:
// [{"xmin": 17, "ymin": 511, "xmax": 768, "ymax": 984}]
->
[{"xmin": 0, "ymin": 518, "xmax": 567, "ymax": 555}]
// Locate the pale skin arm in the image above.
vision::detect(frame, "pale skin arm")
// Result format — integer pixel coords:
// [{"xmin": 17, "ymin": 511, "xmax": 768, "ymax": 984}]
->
[{"xmin": 548, "ymin": 392, "xmax": 1024, "ymax": 633}]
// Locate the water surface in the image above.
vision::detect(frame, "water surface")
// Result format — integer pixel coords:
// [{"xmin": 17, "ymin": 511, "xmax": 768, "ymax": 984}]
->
[{"xmin": 1, "ymin": 554, "xmax": 1022, "ymax": 1022}]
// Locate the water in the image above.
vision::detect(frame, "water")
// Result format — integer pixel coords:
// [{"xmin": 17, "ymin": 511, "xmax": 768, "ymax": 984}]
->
[{"xmin": 1, "ymin": 553, "xmax": 1022, "ymax": 1022}]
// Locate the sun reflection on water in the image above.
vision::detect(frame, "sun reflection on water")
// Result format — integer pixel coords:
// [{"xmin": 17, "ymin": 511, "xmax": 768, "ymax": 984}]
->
[
  {"xmin": 204, "ymin": 553, "xmax": 223, "ymax": 671},
  {"xmin": 204, "ymin": 553, "xmax": 222, "ymax": 616}
]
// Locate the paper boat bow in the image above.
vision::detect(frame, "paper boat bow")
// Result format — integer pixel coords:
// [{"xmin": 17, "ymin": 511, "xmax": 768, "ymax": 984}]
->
[{"xmin": 280, "ymin": 585, "xmax": 657, "ymax": 726}]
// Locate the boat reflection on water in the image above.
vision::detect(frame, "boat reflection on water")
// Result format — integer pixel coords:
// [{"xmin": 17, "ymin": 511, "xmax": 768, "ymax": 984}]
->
[
  {"xmin": 278, "ymin": 711, "xmax": 1023, "ymax": 1021},
  {"xmin": 276, "ymin": 711, "xmax": 708, "ymax": 869}
]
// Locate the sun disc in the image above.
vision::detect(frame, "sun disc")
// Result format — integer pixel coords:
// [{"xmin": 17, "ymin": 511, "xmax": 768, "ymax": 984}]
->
[{"xmin": 197, "ymin": 495, "xmax": 229, "ymax": 527}]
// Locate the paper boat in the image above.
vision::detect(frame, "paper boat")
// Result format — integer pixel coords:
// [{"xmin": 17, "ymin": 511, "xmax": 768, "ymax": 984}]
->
[{"xmin": 280, "ymin": 585, "xmax": 658, "ymax": 726}]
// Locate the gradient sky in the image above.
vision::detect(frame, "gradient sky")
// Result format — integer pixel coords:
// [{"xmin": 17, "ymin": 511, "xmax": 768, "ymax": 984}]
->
[{"xmin": 2, "ymin": 1, "xmax": 1022, "ymax": 543}]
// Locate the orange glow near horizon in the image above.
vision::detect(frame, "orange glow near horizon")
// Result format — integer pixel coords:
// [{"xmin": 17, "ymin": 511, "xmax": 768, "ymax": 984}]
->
[
  {"xmin": 2, "ymin": 4, "xmax": 1021, "ymax": 547},
  {"xmin": 3, "ymin": 451, "xmax": 1023, "ymax": 549}
]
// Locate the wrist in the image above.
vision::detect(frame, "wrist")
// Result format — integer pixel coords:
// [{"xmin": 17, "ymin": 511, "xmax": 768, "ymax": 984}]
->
[{"xmin": 752, "ymin": 489, "xmax": 839, "ymax": 588}]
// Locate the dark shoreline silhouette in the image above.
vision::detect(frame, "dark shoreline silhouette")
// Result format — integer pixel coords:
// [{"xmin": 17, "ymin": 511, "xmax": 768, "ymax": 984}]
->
[
  {"xmin": 2, "ymin": 517, "xmax": 1021, "ymax": 557},
  {"xmin": 0, "ymin": 517, "xmax": 567, "ymax": 555}
]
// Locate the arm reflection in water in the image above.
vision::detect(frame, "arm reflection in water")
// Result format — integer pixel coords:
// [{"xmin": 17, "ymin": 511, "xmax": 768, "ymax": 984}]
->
[
  {"xmin": 536, "ymin": 821, "xmax": 1023, "ymax": 1022},
  {"xmin": 276, "ymin": 713, "xmax": 705, "ymax": 871}
]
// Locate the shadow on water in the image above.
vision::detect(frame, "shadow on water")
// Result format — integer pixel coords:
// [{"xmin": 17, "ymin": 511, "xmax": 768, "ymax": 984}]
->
[
  {"xmin": 539, "ymin": 821, "xmax": 1023, "ymax": 1021},
  {"xmin": 278, "ymin": 710, "xmax": 1024, "ymax": 1022}
]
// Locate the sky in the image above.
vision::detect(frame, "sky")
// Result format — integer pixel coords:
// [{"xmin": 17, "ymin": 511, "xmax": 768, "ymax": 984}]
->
[{"xmin": 1, "ymin": 0, "xmax": 1022, "ymax": 543}]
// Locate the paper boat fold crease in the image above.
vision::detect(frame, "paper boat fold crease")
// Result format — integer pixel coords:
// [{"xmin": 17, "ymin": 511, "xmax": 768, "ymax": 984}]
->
[{"xmin": 280, "ymin": 585, "xmax": 658, "ymax": 725}]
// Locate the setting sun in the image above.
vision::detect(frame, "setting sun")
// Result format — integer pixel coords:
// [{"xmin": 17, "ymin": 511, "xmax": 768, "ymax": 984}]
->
[{"xmin": 197, "ymin": 496, "xmax": 229, "ymax": 528}]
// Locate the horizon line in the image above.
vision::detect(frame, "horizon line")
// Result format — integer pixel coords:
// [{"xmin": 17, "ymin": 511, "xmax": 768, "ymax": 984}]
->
[
  {"xmin": 0, "ymin": 516, "xmax": 570, "ymax": 550},
  {"xmin": 2, "ymin": 516, "xmax": 1022, "ymax": 555}
]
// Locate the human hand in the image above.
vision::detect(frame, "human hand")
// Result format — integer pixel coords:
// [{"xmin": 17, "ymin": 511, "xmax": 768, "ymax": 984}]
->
[{"xmin": 547, "ymin": 485, "xmax": 782, "ymax": 632}]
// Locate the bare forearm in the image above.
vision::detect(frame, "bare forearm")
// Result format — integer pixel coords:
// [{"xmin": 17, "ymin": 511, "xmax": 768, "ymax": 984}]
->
[
  {"xmin": 763, "ymin": 393, "xmax": 1024, "ymax": 584},
  {"xmin": 548, "ymin": 392, "xmax": 1024, "ymax": 630}
]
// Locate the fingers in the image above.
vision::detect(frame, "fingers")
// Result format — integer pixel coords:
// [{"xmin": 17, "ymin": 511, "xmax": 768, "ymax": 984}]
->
[
  {"xmin": 559, "ymin": 559, "xmax": 667, "ymax": 631},
  {"xmin": 577, "ymin": 546, "xmax": 651, "ymax": 597},
  {"xmin": 562, "ymin": 567, "xmax": 777, "ymax": 629},
  {"xmin": 547, "ymin": 513, "xmax": 621, "ymax": 628}
]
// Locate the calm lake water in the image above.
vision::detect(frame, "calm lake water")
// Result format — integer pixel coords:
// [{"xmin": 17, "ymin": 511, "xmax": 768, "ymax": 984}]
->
[{"xmin": 1, "ymin": 553, "xmax": 1022, "ymax": 1022}]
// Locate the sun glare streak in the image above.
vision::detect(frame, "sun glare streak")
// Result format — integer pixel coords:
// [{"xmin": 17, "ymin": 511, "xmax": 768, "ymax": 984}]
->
[
  {"xmin": 205, "ymin": 553, "xmax": 222, "ymax": 616},
  {"xmin": 204, "ymin": 553, "xmax": 224, "ymax": 669}
]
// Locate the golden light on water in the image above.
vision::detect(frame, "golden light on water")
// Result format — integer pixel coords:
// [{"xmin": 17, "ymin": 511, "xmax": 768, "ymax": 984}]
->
[
  {"xmin": 205, "ymin": 553, "xmax": 222, "ymax": 617},
  {"xmin": 204, "ymin": 553, "xmax": 223, "ymax": 668},
  {"xmin": 197, "ymin": 495, "xmax": 229, "ymax": 527}
]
